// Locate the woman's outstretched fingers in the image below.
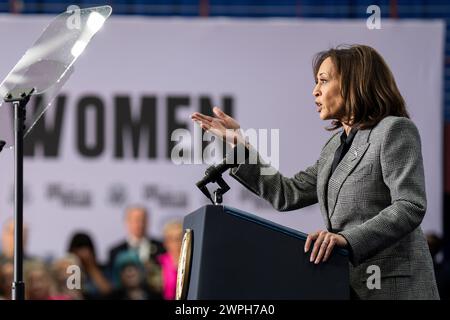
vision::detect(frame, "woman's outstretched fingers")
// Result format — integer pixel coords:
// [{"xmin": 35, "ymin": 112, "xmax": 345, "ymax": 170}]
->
[
  {"xmin": 191, "ymin": 108, "xmax": 241, "ymax": 144},
  {"xmin": 200, "ymin": 122, "xmax": 208, "ymax": 130},
  {"xmin": 213, "ymin": 106, "xmax": 226, "ymax": 118},
  {"xmin": 191, "ymin": 112, "xmax": 213, "ymax": 123}
]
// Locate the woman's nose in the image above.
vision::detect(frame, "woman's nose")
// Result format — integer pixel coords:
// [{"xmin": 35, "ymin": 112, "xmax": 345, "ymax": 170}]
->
[{"xmin": 312, "ymin": 85, "xmax": 320, "ymax": 97}]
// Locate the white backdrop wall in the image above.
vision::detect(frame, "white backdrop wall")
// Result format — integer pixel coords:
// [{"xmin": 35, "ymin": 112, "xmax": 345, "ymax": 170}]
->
[{"xmin": 0, "ymin": 15, "xmax": 444, "ymax": 263}]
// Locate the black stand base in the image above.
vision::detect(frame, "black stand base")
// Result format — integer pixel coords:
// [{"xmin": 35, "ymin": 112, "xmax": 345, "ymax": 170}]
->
[{"xmin": 12, "ymin": 282, "xmax": 25, "ymax": 300}]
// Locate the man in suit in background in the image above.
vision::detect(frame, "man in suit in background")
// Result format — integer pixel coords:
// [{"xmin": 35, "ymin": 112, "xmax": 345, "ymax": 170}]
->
[{"xmin": 108, "ymin": 206, "xmax": 165, "ymax": 271}]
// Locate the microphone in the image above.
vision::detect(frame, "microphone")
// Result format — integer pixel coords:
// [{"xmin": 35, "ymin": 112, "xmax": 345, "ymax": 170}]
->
[
  {"xmin": 0, "ymin": 140, "xmax": 5, "ymax": 153},
  {"xmin": 196, "ymin": 144, "xmax": 250, "ymax": 189}
]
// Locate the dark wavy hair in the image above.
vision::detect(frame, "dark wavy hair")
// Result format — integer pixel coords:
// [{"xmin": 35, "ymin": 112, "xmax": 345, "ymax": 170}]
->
[
  {"xmin": 68, "ymin": 231, "xmax": 97, "ymax": 259},
  {"xmin": 313, "ymin": 44, "xmax": 409, "ymax": 130}
]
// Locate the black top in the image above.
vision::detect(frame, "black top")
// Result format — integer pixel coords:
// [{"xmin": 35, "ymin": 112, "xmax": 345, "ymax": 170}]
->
[{"xmin": 330, "ymin": 127, "xmax": 358, "ymax": 176}]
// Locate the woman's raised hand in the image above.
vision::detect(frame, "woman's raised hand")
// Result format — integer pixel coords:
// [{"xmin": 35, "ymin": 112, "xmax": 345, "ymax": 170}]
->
[{"xmin": 190, "ymin": 106, "xmax": 243, "ymax": 146}]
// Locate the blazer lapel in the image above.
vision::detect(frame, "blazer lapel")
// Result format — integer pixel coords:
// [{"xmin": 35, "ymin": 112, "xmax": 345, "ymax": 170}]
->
[
  {"xmin": 327, "ymin": 129, "xmax": 371, "ymax": 219},
  {"xmin": 317, "ymin": 134, "xmax": 340, "ymax": 228}
]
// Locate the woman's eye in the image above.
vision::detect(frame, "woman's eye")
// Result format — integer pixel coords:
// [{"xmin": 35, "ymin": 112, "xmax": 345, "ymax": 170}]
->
[{"xmin": 320, "ymin": 79, "xmax": 327, "ymax": 84}]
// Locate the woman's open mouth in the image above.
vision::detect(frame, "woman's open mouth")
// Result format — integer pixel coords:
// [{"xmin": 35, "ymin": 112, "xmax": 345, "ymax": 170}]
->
[{"xmin": 315, "ymin": 102, "xmax": 322, "ymax": 112}]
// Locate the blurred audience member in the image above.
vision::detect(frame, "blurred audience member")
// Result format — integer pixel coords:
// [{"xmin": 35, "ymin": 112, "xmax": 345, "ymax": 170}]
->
[
  {"xmin": 427, "ymin": 233, "xmax": 443, "ymax": 264},
  {"xmin": 0, "ymin": 261, "xmax": 14, "ymax": 300},
  {"xmin": 108, "ymin": 250, "xmax": 162, "ymax": 300},
  {"xmin": 0, "ymin": 218, "xmax": 31, "ymax": 263},
  {"xmin": 157, "ymin": 220, "xmax": 183, "ymax": 300},
  {"xmin": 0, "ymin": 261, "xmax": 13, "ymax": 300},
  {"xmin": 427, "ymin": 233, "xmax": 450, "ymax": 299},
  {"xmin": 24, "ymin": 260, "xmax": 64, "ymax": 300},
  {"xmin": 68, "ymin": 232, "xmax": 112, "ymax": 299},
  {"xmin": 0, "ymin": 263, "xmax": 6, "ymax": 300},
  {"xmin": 51, "ymin": 254, "xmax": 84, "ymax": 300},
  {"xmin": 108, "ymin": 206, "xmax": 165, "ymax": 271},
  {"xmin": 0, "ymin": 263, "xmax": 3, "ymax": 299}
]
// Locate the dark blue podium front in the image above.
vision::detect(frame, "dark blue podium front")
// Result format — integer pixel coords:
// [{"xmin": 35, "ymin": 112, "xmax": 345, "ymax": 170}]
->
[{"xmin": 182, "ymin": 205, "xmax": 349, "ymax": 300}]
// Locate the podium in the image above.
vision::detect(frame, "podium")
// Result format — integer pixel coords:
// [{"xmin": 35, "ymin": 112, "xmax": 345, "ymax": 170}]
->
[{"xmin": 179, "ymin": 205, "xmax": 349, "ymax": 300}]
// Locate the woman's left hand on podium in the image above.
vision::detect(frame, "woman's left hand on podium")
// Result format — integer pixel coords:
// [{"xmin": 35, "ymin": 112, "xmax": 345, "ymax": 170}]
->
[{"xmin": 304, "ymin": 230, "xmax": 348, "ymax": 264}]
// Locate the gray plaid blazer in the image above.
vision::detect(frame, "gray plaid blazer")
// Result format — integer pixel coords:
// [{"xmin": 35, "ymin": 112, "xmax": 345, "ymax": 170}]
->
[{"xmin": 230, "ymin": 116, "xmax": 439, "ymax": 300}]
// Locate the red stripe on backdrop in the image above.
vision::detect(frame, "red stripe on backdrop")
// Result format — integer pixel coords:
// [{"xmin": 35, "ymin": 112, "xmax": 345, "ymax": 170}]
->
[
  {"xmin": 200, "ymin": 0, "xmax": 209, "ymax": 17},
  {"xmin": 390, "ymin": 0, "xmax": 399, "ymax": 18}
]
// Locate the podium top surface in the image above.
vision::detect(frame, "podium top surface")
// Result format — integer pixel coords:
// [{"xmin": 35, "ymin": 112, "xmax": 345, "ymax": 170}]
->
[{"xmin": 221, "ymin": 205, "xmax": 349, "ymax": 256}]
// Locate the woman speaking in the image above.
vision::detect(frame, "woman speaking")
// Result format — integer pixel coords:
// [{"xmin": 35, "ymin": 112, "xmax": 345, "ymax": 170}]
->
[{"xmin": 190, "ymin": 44, "xmax": 439, "ymax": 300}]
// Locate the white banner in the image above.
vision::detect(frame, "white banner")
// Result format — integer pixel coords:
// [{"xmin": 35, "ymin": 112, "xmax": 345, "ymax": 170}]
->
[{"xmin": 0, "ymin": 15, "xmax": 444, "ymax": 263}]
